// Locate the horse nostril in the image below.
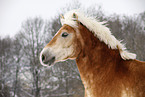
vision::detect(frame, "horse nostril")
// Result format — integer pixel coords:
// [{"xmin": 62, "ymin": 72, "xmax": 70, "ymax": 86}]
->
[
  {"xmin": 42, "ymin": 54, "xmax": 45, "ymax": 62},
  {"xmin": 52, "ymin": 57, "xmax": 55, "ymax": 61}
]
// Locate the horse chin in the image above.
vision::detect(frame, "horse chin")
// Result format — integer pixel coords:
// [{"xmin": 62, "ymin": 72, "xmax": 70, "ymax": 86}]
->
[
  {"xmin": 48, "ymin": 62, "xmax": 55, "ymax": 66},
  {"xmin": 41, "ymin": 62, "xmax": 55, "ymax": 67}
]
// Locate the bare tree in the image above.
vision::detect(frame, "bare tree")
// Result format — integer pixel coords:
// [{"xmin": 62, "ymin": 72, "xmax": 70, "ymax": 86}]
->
[
  {"xmin": 11, "ymin": 36, "xmax": 23, "ymax": 97},
  {"xmin": 107, "ymin": 12, "xmax": 145, "ymax": 61},
  {"xmin": 0, "ymin": 36, "xmax": 13, "ymax": 97},
  {"xmin": 17, "ymin": 17, "xmax": 52, "ymax": 97}
]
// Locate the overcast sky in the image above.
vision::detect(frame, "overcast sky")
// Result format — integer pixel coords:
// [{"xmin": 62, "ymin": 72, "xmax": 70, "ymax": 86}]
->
[{"xmin": 0, "ymin": 0, "xmax": 145, "ymax": 37}]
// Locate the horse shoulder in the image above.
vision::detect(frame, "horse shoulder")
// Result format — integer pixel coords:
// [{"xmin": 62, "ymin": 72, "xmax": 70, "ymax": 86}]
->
[{"xmin": 127, "ymin": 59, "xmax": 145, "ymax": 97}]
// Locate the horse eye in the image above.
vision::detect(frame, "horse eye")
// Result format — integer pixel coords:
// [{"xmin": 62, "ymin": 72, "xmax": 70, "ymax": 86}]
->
[{"xmin": 62, "ymin": 32, "xmax": 69, "ymax": 37}]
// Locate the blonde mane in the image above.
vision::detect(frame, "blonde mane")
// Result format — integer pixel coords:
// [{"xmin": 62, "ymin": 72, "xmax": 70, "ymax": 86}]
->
[{"xmin": 60, "ymin": 10, "xmax": 136, "ymax": 60}]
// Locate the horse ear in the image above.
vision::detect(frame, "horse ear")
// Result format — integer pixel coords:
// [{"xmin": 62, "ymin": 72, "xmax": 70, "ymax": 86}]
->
[
  {"xmin": 60, "ymin": 14, "xmax": 64, "ymax": 19},
  {"xmin": 73, "ymin": 13, "xmax": 80, "ymax": 25},
  {"xmin": 60, "ymin": 14, "xmax": 65, "ymax": 25},
  {"xmin": 73, "ymin": 13, "xmax": 78, "ymax": 21}
]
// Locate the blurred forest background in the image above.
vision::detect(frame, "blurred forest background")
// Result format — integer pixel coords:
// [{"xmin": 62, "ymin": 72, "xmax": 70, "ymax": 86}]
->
[{"xmin": 0, "ymin": 1, "xmax": 145, "ymax": 97}]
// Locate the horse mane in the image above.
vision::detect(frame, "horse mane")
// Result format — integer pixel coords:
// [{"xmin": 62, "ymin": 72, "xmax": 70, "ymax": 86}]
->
[{"xmin": 60, "ymin": 10, "xmax": 136, "ymax": 60}]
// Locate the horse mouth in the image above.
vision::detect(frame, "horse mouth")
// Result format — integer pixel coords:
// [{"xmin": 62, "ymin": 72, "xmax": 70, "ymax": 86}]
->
[{"xmin": 41, "ymin": 56, "xmax": 55, "ymax": 66}]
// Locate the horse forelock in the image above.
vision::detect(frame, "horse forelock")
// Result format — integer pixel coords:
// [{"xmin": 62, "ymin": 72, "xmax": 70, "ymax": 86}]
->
[{"xmin": 60, "ymin": 10, "xmax": 136, "ymax": 60}]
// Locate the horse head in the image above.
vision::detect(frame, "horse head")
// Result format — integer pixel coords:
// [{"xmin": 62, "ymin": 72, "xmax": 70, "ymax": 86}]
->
[{"xmin": 40, "ymin": 13, "xmax": 82, "ymax": 66}]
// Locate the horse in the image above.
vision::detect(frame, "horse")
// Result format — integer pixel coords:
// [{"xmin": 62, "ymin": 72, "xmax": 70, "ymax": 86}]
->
[{"xmin": 40, "ymin": 10, "xmax": 145, "ymax": 97}]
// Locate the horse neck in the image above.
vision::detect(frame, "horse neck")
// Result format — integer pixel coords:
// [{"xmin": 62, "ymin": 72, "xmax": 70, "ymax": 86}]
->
[{"xmin": 76, "ymin": 24, "xmax": 122, "ymax": 82}]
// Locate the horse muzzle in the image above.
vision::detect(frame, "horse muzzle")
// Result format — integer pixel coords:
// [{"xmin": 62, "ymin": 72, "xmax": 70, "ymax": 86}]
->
[{"xmin": 40, "ymin": 48, "xmax": 56, "ymax": 66}]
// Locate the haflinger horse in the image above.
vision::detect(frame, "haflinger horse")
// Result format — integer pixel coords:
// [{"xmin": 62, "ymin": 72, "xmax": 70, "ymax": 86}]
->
[{"xmin": 40, "ymin": 10, "xmax": 145, "ymax": 97}]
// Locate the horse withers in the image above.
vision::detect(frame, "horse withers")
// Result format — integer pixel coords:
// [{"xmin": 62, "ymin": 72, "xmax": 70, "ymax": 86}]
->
[{"xmin": 40, "ymin": 10, "xmax": 145, "ymax": 97}]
